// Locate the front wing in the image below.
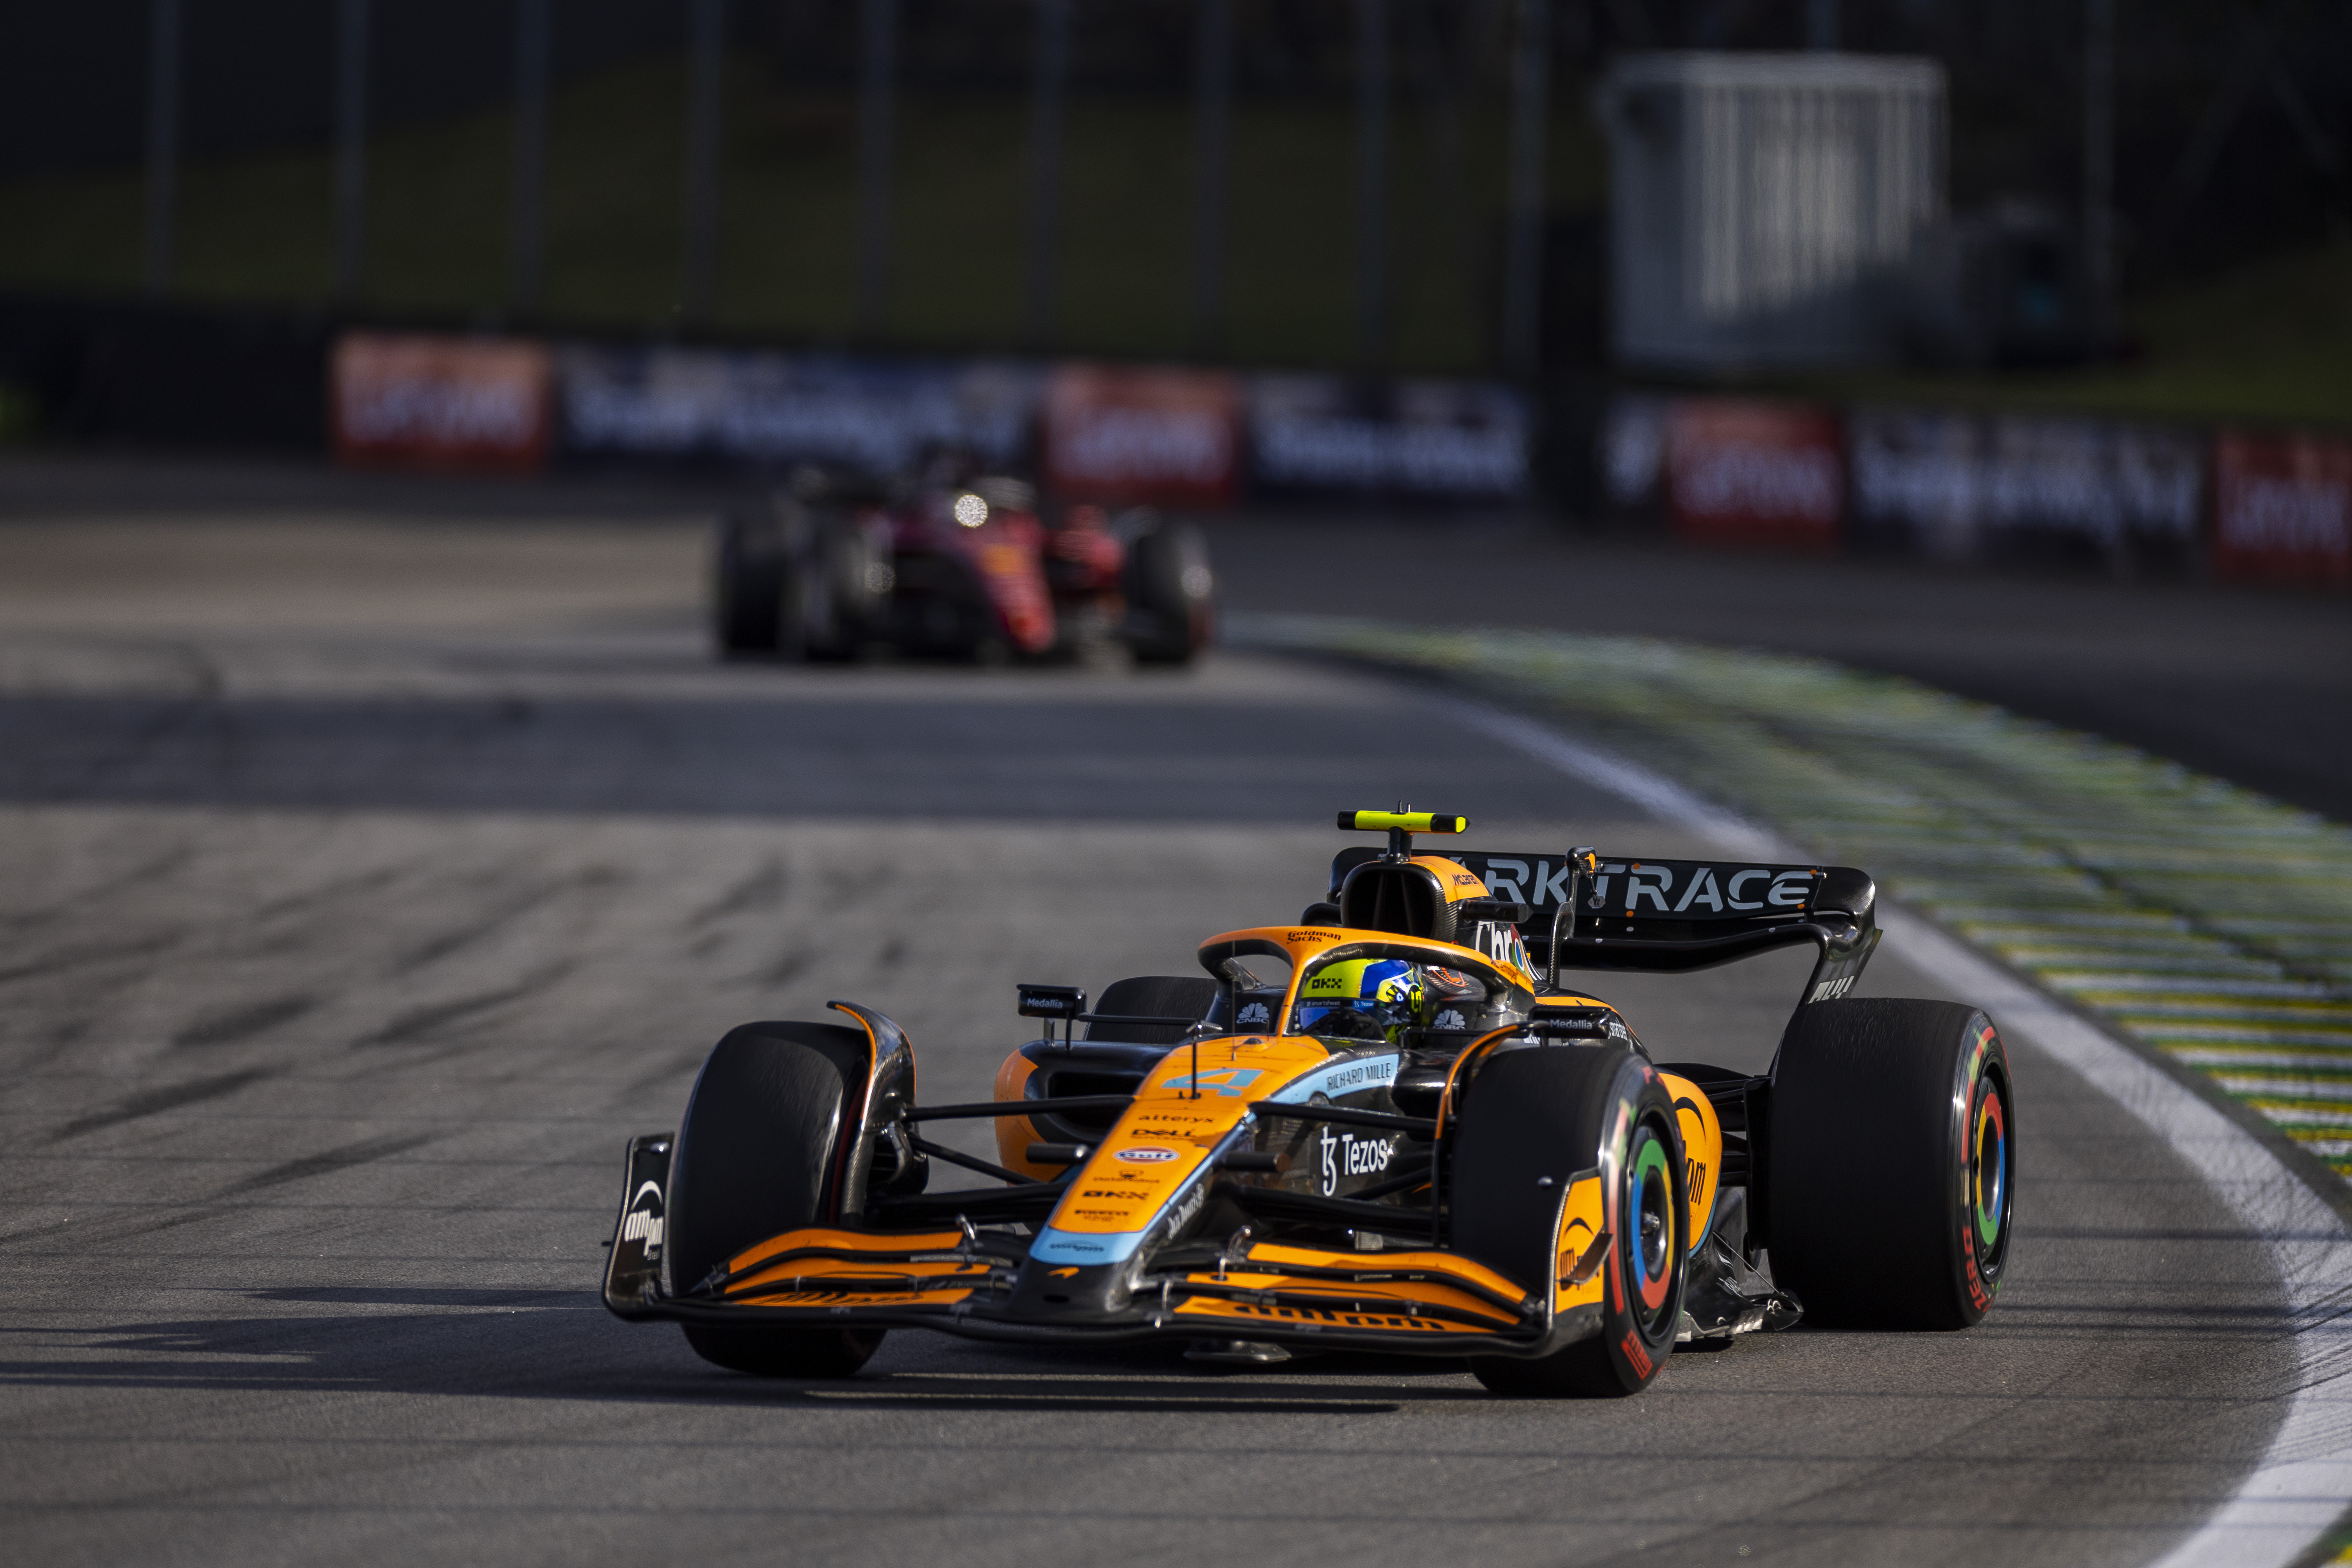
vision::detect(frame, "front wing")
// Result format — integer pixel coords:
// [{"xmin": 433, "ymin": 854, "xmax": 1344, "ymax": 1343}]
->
[{"xmin": 603, "ymin": 1134, "xmax": 1601, "ymax": 1360}]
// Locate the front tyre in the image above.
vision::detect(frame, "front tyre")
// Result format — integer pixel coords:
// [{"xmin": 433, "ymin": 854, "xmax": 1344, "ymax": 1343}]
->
[
  {"xmin": 1767, "ymin": 999, "xmax": 2015, "ymax": 1329},
  {"xmin": 1452, "ymin": 1043, "xmax": 1688, "ymax": 1397},
  {"xmin": 712, "ymin": 505, "xmax": 786, "ymax": 657},
  {"xmin": 667, "ymin": 1023, "xmax": 885, "ymax": 1377},
  {"xmin": 799, "ymin": 514, "xmax": 884, "ymax": 662}
]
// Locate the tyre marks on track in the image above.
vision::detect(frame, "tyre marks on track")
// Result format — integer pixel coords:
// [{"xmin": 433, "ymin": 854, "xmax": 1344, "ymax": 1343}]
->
[
  {"xmin": 172, "ymin": 994, "xmax": 320, "ymax": 1049},
  {"xmin": 353, "ymin": 961, "xmax": 579, "ymax": 1050},
  {"xmin": 49, "ymin": 1067, "xmax": 278, "ymax": 1142},
  {"xmin": 47, "ymin": 1130, "xmax": 445, "ymax": 1247},
  {"xmin": 686, "ymin": 857, "xmax": 788, "ymax": 929},
  {"xmin": 219, "ymin": 1132, "xmax": 440, "ymax": 1196}
]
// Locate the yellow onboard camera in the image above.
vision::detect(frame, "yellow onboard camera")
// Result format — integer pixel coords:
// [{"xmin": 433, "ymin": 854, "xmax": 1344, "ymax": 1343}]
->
[
  {"xmin": 1339, "ymin": 809, "xmax": 1467, "ymax": 858},
  {"xmin": 1337, "ymin": 810, "xmax": 1467, "ymax": 834}
]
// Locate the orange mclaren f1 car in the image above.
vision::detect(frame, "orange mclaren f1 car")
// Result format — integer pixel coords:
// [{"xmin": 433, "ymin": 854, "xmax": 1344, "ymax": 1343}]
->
[{"xmin": 604, "ymin": 811, "xmax": 2015, "ymax": 1396}]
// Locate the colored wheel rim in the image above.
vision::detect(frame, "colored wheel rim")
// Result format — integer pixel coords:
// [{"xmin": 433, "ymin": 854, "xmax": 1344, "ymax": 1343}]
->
[
  {"xmin": 1969, "ymin": 1069, "xmax": 2012, "ymax": 1274},
  {"xmin": 1626, "ymin": 1120, "xmax": 1679, "ymax": 1334}
]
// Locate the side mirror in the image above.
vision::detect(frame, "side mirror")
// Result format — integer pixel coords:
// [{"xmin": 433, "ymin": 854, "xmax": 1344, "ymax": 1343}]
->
[{"xmin": 1016, "ymin": 983, "xmax": 1085, "ymax": 1020}]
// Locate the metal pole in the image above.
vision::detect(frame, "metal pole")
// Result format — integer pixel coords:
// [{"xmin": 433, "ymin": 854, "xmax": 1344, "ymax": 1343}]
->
[
  {"xmin": 143, "ymin": 0, "xmax": 181, "ymax": 297},
  {"xmin": 1806, "ymin": 0, "xmax": 1838, "ymax": 51},
  {"xmin": 335, "ymin": 0, "xmax": 370, "ymax": 302},
  {"xmin": 855, "ymin": 0, "xmax": 898, "ymax": 338},
  {"xmin": 1355, "ymin": 0, "xmax": 1388, "ymax": 368},
  {"xmin": 2084, "ymin": 0, "xmax": 2115, "ymax": 350},
  {"xmin": 510, "ymin": 0, "xmax": 551, "ymax": 315},
  {"xmin": 1188, "ymin": 0, "xmax": 1233, "ymax": 356},
  {"xmin": 1502, "ymin": 0, "xmax": 1550, "ymax": 377},
  {"xmin": 1025, "ymin": 0, "xmax": 1072, "ymax": 350},
  {"xmin": 682, "ymin": 0, "xmax": 727, "ymax": 324}
]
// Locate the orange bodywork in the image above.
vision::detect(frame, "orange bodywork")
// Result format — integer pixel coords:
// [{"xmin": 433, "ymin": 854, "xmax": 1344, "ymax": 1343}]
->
[
  {"xmin": 1178, "ymin": 1237, "xmax": 1532, "ymax": 1333},
  {"xmin": 720, "ymin": 1227, "xmax": 992, "ymax": 1309},
  {"xmin": 1036, "ymin": 1033, "xmax": 1338, "ymax": 1245},
  {"xmin": 994, "ymin": 921, "xmax": 1704, "ymax": 1255},
  {"xmin": 1663, "ymin": 1072, "xmax": 1725, "ymax": 1244},
  {"xmin": 992, "ymin": 1049, "xmax": 1053, "ymax": 1180}
]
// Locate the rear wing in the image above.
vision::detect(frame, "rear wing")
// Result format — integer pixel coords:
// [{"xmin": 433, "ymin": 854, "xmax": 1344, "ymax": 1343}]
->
[{"xmin": 1329, "ymin": 847, "xmax": 1880, "ymax": 1004}]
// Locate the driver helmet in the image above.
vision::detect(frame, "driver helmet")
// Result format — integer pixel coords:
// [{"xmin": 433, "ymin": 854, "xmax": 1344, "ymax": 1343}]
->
[{"xmin": 1295, "ymin": 958, "xmax": 1422, "ymax": 1041}]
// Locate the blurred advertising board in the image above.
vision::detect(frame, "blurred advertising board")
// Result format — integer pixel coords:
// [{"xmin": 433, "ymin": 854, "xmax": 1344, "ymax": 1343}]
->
[
  {"xmin": 2212, "ymin": 431, "xmax": 2352, "ymax": 587},
  {"xmin": 1040, "ymin": 364, "xmax": 1241, "ymax": 506},
  {"xmin": 557, "ymin": 347, "xmax": 1041, "ymax": 476},
  {"xmin": 332, "ymin": 333, "xmax": 553, "ymax": 472},
  {"xmin": 1850, "ymin": 408, "xmax": 2203, "ymax": 568},
  {"xmin": 1661, "ymin": 399, "xmax": 1843, "ymax": 549},
  {"xmin": 1599, "ymin": 393, "xmax": 1671, "ymax": 514},
  {"xmin": 1247, "ymin": 376, "xmax": 1529, "ymax": 501}
]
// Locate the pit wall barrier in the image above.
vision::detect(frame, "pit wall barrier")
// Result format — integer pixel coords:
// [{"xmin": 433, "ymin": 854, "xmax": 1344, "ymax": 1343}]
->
[
  {"xmin": 336, "ymin": 327, "xmax": 2344, "ymax": 589},
  {"xmin": 327, "ymin": 330, "xmax": 1532, "ymax": 509},
  {"xmin": 1602, "ymin": 392, "xmax": 2351, "ymax": 589},
  {"xmin": 4, "ymin": 296, "xmax": 2339, "ymax": 589}
]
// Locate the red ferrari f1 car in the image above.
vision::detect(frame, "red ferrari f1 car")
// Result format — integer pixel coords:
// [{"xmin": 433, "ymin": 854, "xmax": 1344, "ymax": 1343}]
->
[
  {"xmin": 712, "ymin": 470, "xmax": 1214, "ymax": 666},
  {"xmin": 605, "ymin": 811, "xmax": 2014, "ymax": 1396}
]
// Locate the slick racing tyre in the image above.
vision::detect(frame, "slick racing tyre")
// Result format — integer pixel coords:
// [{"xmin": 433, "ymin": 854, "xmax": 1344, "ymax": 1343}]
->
[
  {"xmin": 1453, "ymin": 1042, "xmax": 1688, "ymax": 1397},
  {"xmin": 1767, "ymin": 999, "xmax": 2015, "ymax": 1329},
  {"xmin": 667, "ymin": 1022, "xmax": 885, "ymax": 1377},
  {"xmin": 1121, "ymin": 517, "xmax": 1214, "ymax": 666},
  {"xmin": 712, "ymin": 504, "xmax": 786, "ymax": 657},
  {"xmin": 797, "ymin": 514, "xmax": 884, "ymax": 662}
]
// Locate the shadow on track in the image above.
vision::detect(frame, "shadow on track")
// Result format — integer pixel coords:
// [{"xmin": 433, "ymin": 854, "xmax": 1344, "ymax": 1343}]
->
[{"xmin": 0, "ymin": 1294, "xmax": 1457, "ymax": 1415}]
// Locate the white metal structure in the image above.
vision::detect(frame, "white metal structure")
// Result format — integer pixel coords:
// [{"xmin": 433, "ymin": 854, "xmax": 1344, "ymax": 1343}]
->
[{"xmin": 1598, "ymin": 52, "xmax": 1945, "ymax": 370}]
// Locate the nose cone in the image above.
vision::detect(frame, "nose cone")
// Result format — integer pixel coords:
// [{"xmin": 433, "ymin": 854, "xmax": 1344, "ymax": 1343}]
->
[{"xmin": 1006, "ymin": 1255, "xmax": 1133, "ymax": 1321}]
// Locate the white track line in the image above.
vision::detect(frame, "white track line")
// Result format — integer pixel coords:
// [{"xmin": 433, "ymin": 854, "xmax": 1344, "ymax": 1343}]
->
[{"xmin": 1454, "ymin": 700, "xmax": 2352, "ymax": 1568}]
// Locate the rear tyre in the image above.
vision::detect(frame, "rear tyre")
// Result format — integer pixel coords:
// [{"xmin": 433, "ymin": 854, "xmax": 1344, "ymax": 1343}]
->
[
  {"xmin": 712, "ymin": 505, "xmax": 786, "ymax": 657},
  {"xmin": 1767, "ymin": 998, "xmax": 2015, "ymax": 1329},
  {"xmin": 667, "ymin": 1022, "xmax": 884, "ymax": 1377},
  {"xmin": 1122, "ymin": 519, "xmax": 1214, "ymax": 666},
  {"xmin": 1453, "ymin": 1043, "xmax": 1687, "ymax": 1397}
]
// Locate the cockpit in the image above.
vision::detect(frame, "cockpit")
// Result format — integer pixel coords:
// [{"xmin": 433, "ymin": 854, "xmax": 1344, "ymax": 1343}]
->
[{"xmin": 1287, "ymin": 940, "xmax": 1532, "ymax": 1049}]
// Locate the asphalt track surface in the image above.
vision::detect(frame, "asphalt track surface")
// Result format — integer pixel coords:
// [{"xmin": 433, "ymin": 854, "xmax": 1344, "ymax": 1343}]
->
[{"xmin": 0, "ymin": 459, "xmax": 2325, "ymax": 1565}]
